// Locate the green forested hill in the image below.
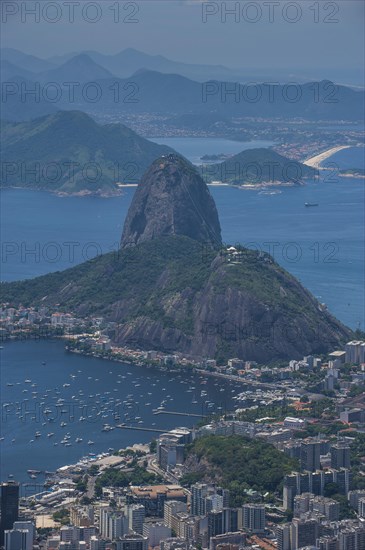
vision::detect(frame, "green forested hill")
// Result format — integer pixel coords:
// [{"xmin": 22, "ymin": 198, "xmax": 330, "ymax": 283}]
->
[
  {"xmin": 0, "ymin": 111, "xmax": 173, "ymax": 194},
  {"xmin": 0, "ymin": 235, "xmax": 351, "ymax": 363},
  {"xmin": 182, "ymin": 435, "xmax": 299, "ymax": 505},
  {"xmin": 199, "ymin": 148, "xmax": 316, "ymax": 185}
]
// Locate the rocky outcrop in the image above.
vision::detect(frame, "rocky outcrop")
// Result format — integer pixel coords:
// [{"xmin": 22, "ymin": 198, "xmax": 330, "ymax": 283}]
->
[
  {"xmin": 121, "ymin": 154, "xmax": 222, "ymax": 248},
  {"xmin": 1, "ymin": 155, "xmax": 352, "ymax": 363}
]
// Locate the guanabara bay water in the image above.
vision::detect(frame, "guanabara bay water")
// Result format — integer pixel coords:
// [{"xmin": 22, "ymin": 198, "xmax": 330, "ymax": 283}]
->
[{"xmin": 0, "ymin": 340, "xmax": 241, "ymax": 484}]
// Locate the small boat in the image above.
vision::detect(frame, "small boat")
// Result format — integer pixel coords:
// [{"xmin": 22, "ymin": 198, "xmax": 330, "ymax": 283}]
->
[
  {"xmin": 88, "ymin": 440, "xmax": 94, "ymax": 445},
  {"xmin": 304, "ymin": 202, "xmax": 318, "ymax": 207}
]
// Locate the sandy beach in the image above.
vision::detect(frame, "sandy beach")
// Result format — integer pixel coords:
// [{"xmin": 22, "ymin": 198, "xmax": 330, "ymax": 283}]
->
[{"xmin": 303, "ymin": 145, "xmax": 352, "ymax": 169}]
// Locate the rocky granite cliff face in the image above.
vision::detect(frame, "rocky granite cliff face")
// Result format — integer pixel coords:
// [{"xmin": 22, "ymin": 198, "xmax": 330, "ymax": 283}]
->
[
  {"xmin": 121, "ymin": 154, "xmax": 222, "ymax": 248},
  {"xmin": 1, "ymin": 156, "xmax": 352, "ymax": 363}
]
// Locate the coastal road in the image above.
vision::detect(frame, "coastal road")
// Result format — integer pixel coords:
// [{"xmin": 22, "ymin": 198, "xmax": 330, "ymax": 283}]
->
[
  {"xmin": 87, "ymin": 475, "xmax": 96, "ymax": 499},
  {"xmin": 303, "ymin": 145, "xmax": 351, "ymax": 169},
  {"xmin": 147, "ymin": 456, "xmax": 181, "ymax": 485}
]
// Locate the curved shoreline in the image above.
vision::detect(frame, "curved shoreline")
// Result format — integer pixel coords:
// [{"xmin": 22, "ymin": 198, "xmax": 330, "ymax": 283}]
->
[{"xmin": 303, "ymin": 145, "xmax": 352, "ymax": 169}]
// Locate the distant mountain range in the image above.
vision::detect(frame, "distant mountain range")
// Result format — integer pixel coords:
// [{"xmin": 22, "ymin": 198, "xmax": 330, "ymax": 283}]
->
[
  {"xmin": 1, "ymin": 56, "xmax": 363, "ymax": 122},
  {"xmin": 2, "ymin": 48, "xmax": 363, "ymax": 86},
  {"xmin": 1, "ymin": 48, "xmax": 55, "ymax": 73},
  {"xmin": 0, "ymin": 47, "xmax": 265, "ymax": 82},
  {"xmin": 0, "ymin": 111, "xmax": 173, "ymax": 194},
  {"xmin": 37, "ymin": 53, "xmax": 115, "ymax": 84}
]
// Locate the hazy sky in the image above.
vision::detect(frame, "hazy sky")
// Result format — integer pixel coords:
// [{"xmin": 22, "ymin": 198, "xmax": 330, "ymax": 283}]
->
[{"xmin": 1, "ymin": 0, "xmax": 364, "ymax": 74}]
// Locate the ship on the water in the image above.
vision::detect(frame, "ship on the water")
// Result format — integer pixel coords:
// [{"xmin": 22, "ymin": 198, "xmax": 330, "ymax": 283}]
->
[{"xmin": 305, "ymin": 202, "xmax": 319, "ymax": 207}]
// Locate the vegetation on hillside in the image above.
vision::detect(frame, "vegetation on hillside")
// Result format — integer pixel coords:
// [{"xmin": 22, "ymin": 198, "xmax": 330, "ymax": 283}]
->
[
  {"xmin": 199, "ymin": 148, "xmax": 316, "ymax": 185},
  {"xmin": 1, "ymin": 234, "xmax": 351, "ymax": 362},
  {"xmin": 0, "ymin": 110, "xmax": 173, "ymax": 193},
  {"xmin": 182, "ymin": 435, "xmax": 298, "ymax": 506}
]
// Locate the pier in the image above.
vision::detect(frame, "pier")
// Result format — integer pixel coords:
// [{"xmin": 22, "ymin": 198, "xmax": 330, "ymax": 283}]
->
[
  {"xmin": 153, "ymin": 410, "xmax": 205, "ymax": 417},
  {"xmin": 116, "ymin": 425, "xmax": 166, "ymax": 433}
]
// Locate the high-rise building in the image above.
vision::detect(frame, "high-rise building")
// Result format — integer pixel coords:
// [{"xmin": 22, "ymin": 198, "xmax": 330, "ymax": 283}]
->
[
  {"xmin": 206, "ymin": 494, "xmax": 224, "ymax": 513},
  {"xmin": 312, "ymin": 496, "xmax": 340, "ymax": 521},
  {"xmin": 345, "ymin": 341, "xmax": 364, "ymax": 364},
  {"xmin": 338, "ymin": 526, "xmax": 365, "ymax": 550},
  {"xmin": 164, "ymin": 501, "xmax": 187, "ymax": 529},
  {"xmin": 208, "ymin": 508, "xmax": 237, "ymax": 538},
  {"xmin": 191, "ymin": 484, "xmax": 228, "ymax": 518},
  {"xmin": 0, "ymin": 482, "xmax": 19, "ymax": 546},
  {"xmin": 99, "ymin": 507, "xmax": 128, "ymax": 540},
  {"xmin": 128, "ymin": 504, "xmax": 145, "ymax": 535},
  {"xmin": 361, "ymin": 342, "xmax": 365, "ymax": 364},
  {"xmin": 70, "ymin": 505, "xmax": 94, "ymax": 527},
  {"xmin": 317, "ymin": 536, "xmax": 338, "ymax": 550},
  {"xmin": 4, "ymin": 528, "xmax": 33, "ymax": 550},
  {"xmin": 300, "ymin": 441, "xmax": 321, "ymax": 472},
  {"xmin": 191, "ymin": 484, "xmax": 210, "ymax": 517},
  {"xmin": 332, "ymin": 468, "xmax": 351, "ymax": 495},
  {"xmin": 12, "ymin": 522, "xmax": 35, "ymax": 545},
  {"xmin": 293, "ymin": 492, "xmax": 339, "ymax": 521},
  {"xmin": 283, "ymin": 469, "xmax": 351, "ymax": 510},
  {"xmin": 358, "ymin": 498, "xmax": 365, "ymax": 518},
  {"xmin": 60, "ymin": 526, "xmax": 78, "ymax": 543},
  {"xmin": 242, "ymin": 504, "xmax": 265, "ymax": 534},
  {"xmin": 348, "ymin": 490, "xmax": 365, "ymax": 510},
  {"xmin": 276, "ymin": 523, "xmax": 291, "ymax": 550},
  {"xmin": 99, "ymin": 507, "xmax": 111, "ymax": 538},
  {"xmin": 290, "ymin": 518, "xmax": 319, "ymax": 550},
  {"xmin": 283, "ymin": 473, "xmax": 300, "ymax": 511},
  {"xmin": 293, "ymin": 493, "xmax": 312, "ymax": 517},
  {"xmin": 157, "ymin": 435, "xmax": 185, "ymax": 471},
  {"xmin": 174, "ymin": 513, "xmax": 200, "ymax": 543},
  {"xmin": 330, "ymin": 442, "xmax": 351, "ymax": 469},
  {"xmin": 142, "ymin": 522, "xmax": 171, "ymax": 546},
  {"xmin": 114, "ymin": 533, "xmax": 148, "ymax": 550}
]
